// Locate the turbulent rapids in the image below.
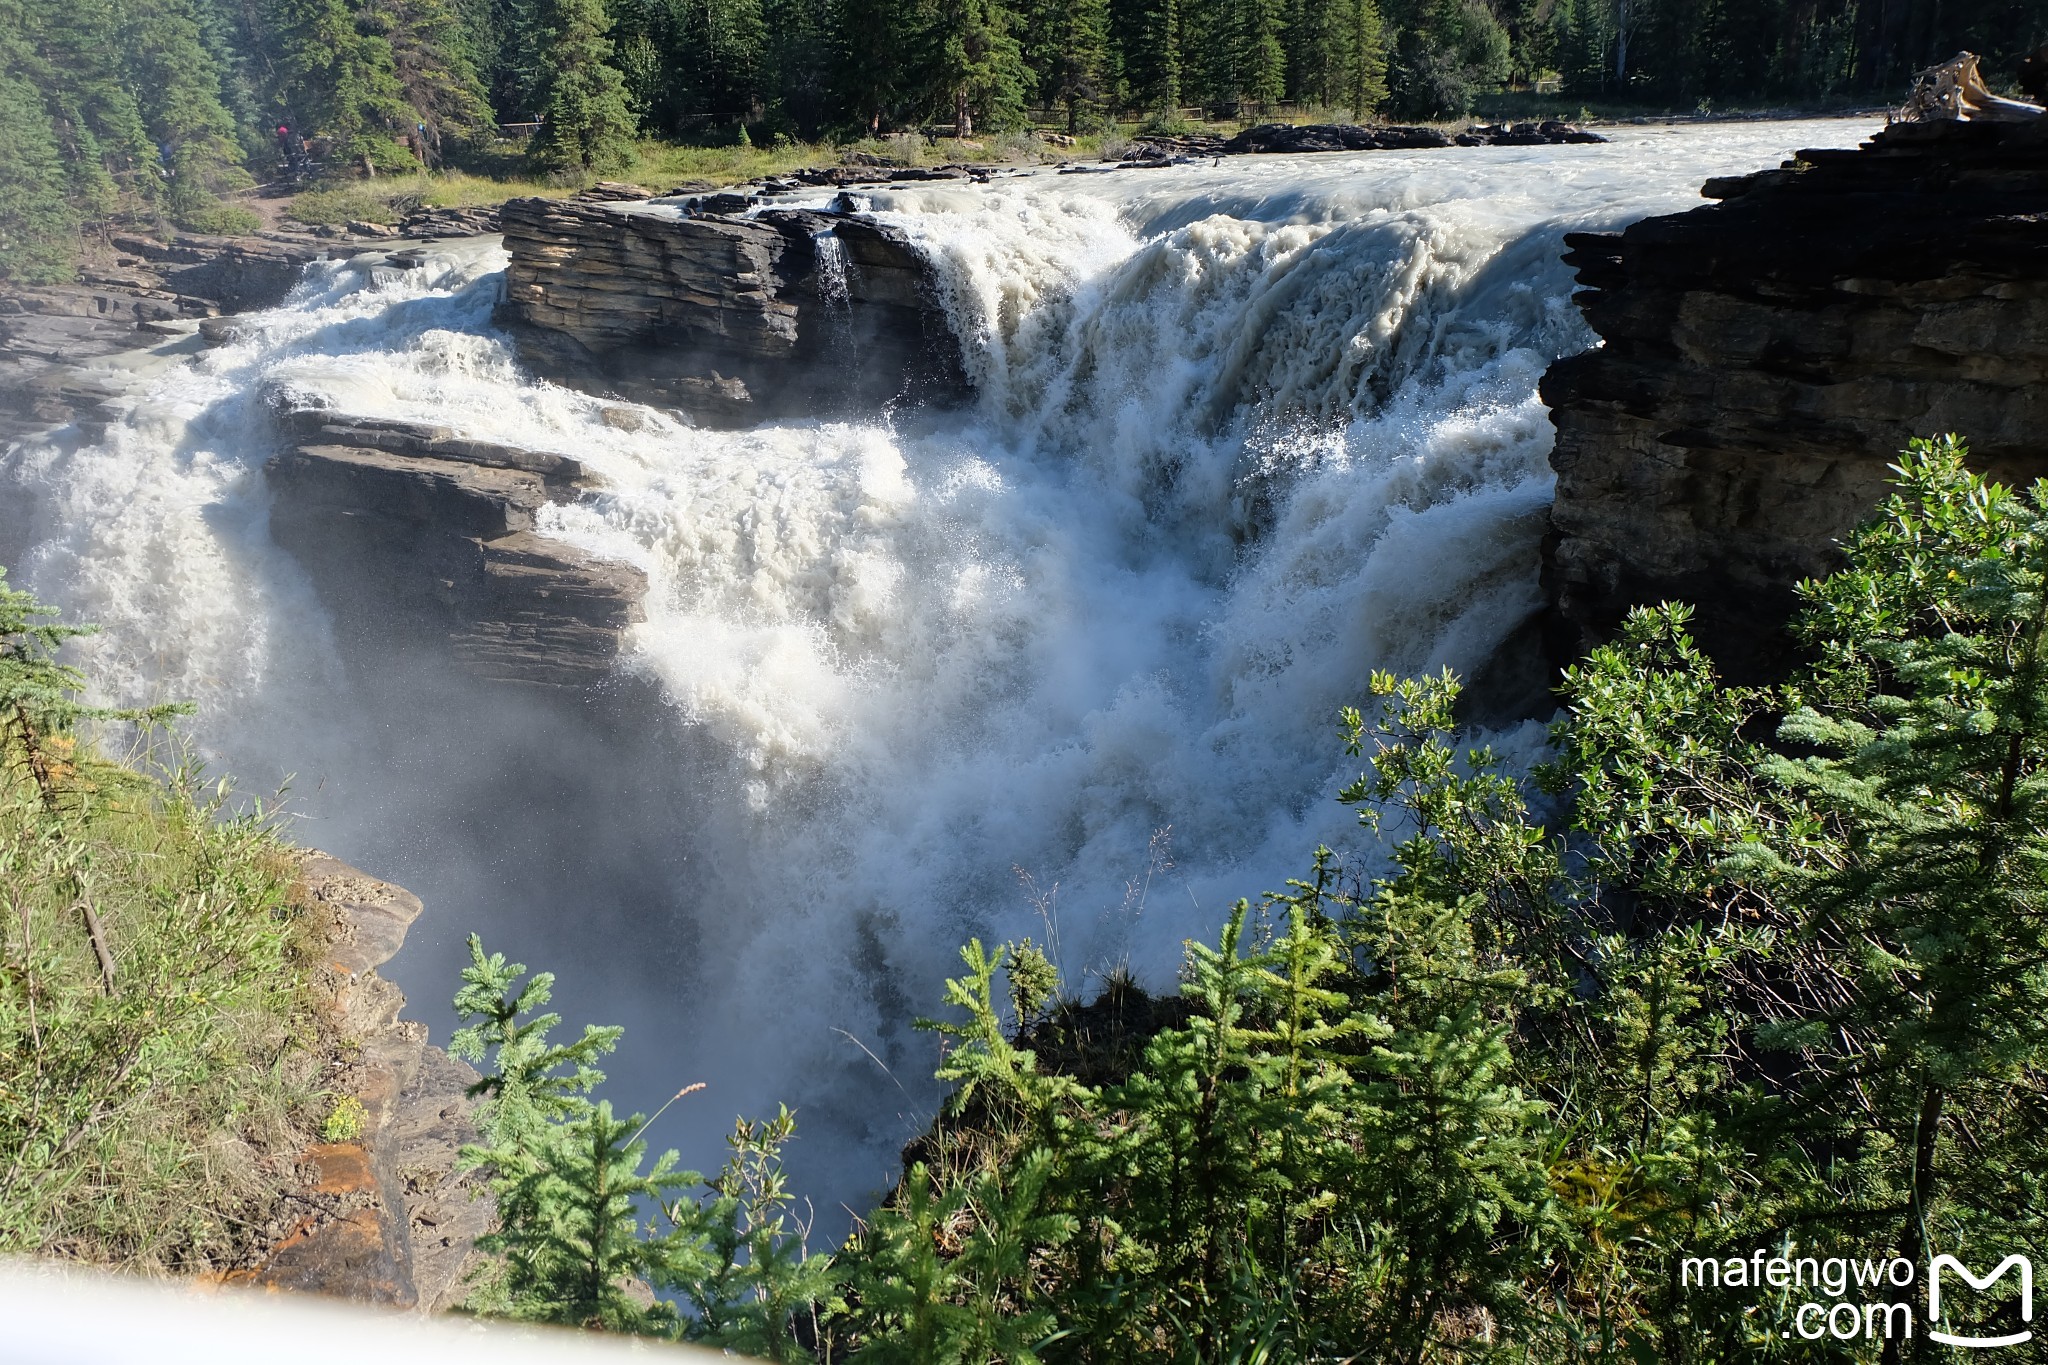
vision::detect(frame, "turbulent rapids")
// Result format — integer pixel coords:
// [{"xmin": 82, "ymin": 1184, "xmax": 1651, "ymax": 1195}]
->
[{"xmin": 1, "ymin": 120, "xmax": 1876, "ymax": 1214}]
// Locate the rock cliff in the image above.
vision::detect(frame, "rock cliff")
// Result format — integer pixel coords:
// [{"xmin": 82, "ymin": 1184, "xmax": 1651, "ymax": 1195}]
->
[
  {"xmin": 1541, "ymin": 116, "xmax": 2048, "ymax": 678},
  {"xmin": 497, "ymin": 195, "xmax": 966, "ymax": 426},
  {"xmin": 265, "ymin": 406, "xmax": 646, "ymax": 688},
  {"xmin": 231, "ymin": 854, "xmax": 490, "ymax": 1312}
]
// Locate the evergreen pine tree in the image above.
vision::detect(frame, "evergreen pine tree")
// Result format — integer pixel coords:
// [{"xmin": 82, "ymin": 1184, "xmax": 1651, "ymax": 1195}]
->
[
  {"xmin": 10, "ymin": 0, "xmax": 150, "ymax": 215},
  {"xmin": 926, "ymin": 0, "xmax": 1032, "ymax": 136},
  {"xmin": 1113, "ymin": 0, "xmax": 1182, "ymax": 115},
  {"xmin": 691, "ymin": 0, "xmax": 769, "ymax": 123},
  {"xmin": 0, "ymin": 74, "xmax": 79, "ymax": 282},
  {"xmin": 476, "ymin": 1099, "xmax": 701, "ymax": 1332},
  {"xmin": 761, "ymin": 0, "xmax": 833, "ymax": 133},
  {"xmin": 357, "ymin": 0, "xmax": 495, "ymax": 157},
  {"xmin": 525, "ymin": 0, "xmax": 637, "ymax": 175},
  {"xmin": 1051, "ymin": 0, "xmax": 1114, "ymax": 128},
  {"xmin": 1761, "ymin": 438, "xmax": 2048, "ymax": 1316},
  {"xmin": 677, "ymin": 1109, "xmax": 842, "ymax": 1360},
  {"xmin": 258, "ymin": 0, "xmax": 413, "ymax": 168},
  {"xmin": 1384, "ymin": 0, "xmax": 1508, "ymax": 117},
  {"xmin": 452, "ymin": 935, "xmax": 700, "ymax": 1330},
  {"xmin": 831, "ymin": 0, "xmax": 913, "ymax": 132},
  {"xmin": 120, "ymin": 0, "xmax": 252, "ymax": 226},
  {"xmin": 0, "ymin": 567, "xmax": 188, "ymax": 802},
  {"xmin": 1175, "ymin": 0, "xmax": 1234, "ymax": 109},
  {"xmin": 1233, "ymin": 0, "xmax": 1286, "ymax": 107},
  {"xmin": 1345, "ymin": 888, "xmax": 1555, "ymax": 1354},
  {"xmin": 1344, "ymin": 0, "xmax": 1388, "ymax": 114}
]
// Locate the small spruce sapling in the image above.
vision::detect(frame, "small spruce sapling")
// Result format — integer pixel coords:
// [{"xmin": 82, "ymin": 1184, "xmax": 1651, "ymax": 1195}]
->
[{"xmin": 451, "ymin": 934, "xmax": 700, "ymax": 1333}]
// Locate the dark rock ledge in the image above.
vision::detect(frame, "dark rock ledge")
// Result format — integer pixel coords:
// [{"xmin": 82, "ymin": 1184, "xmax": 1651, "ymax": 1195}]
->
[
  {"xmin": 264, "ymin": 406, "xmax": 647, "ymax": 689},
  {"xmin": 1540, "ymin": 115, "xmax": 2048, "ymax": 680},
  {"xmin": 225, "ymin": 854, "xmax": 492, "ymax": 1311},
  {"xmin": 496, "ymin": 195, "xmax": 967, "ymax": 427}
]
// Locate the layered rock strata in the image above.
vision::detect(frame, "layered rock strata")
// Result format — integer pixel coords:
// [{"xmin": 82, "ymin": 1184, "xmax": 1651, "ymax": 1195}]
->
[
  {"xmin": 497, "ymin": 195, "xmax": 966, "ymax": 426},
  {"xmin": 1541, "ymin": 117, "xmax": 2048, "ymax": 678},
  {"xmin": 265, "ymin": 409, "xmax": 646, "ymax": 688},
  {"xmin": 0, "ymin": 227, "xmax": 426, "ymax": 442},
  {"xmin": 234, "ymin": 854, "xmax": 490, "ymax": 1311}
]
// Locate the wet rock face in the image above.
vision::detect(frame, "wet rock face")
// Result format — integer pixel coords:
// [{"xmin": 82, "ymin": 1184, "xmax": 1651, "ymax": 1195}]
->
[
  {"xmin": 1541, "ymin": 118, "xmax": 2048, "ymax": 680},
  {"xmin": 496, "ymin": 195, "xmax": 967, "ymax": 426},
  {"xmin": 265, "ymin": 409, "xmax": 646, "ymax": 689}
]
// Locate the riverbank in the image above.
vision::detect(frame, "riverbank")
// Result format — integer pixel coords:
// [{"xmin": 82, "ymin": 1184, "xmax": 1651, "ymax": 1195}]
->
[{"xmin": 0, "ymin": 577, "xmax": 487, "ymax": 1301}]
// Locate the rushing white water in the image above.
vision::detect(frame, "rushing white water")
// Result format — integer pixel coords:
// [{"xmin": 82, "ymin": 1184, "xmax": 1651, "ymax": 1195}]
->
[{"xmin": 1, "ymin": 120, "xmax": 1877, "ymax": 1212}]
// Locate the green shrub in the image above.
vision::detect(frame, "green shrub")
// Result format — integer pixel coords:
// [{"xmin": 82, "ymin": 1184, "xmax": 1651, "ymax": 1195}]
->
[
  {"xmin": 320, "ymin": 1095, "xmax": 366, "ymax": 1143},
  {"xmin": 171, "ymin": 199, "xmax": 261, "ymax": 236}
]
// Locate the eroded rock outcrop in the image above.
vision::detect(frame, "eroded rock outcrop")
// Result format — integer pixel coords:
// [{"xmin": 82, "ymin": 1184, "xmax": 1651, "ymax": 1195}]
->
[
  {"xmin": 1541, "ymin": 116, "xmax": 2048, "ymax": 678},
  {"xmin": 265, "ymin": 408, "xmax": 646, "ymax": 688},
  {"xmin": 496, "ymin": 195, "xmax": 966, "ymax": 426},
  {"xmin": 0, "ymin": 227, "xmax": 451, "ymax": 443},
  {"xmin": 233, "ymin": 855, "xmax": 491, "ymax": 1312}
]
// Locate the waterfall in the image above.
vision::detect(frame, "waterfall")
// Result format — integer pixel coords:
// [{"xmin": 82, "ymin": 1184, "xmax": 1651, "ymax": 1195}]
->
[
  {"xmin": 0, "ymin": 119, "xmax": 1879, "ymax": 1215},
  {"xmin": 813, "ymin": 227, "xmax": 853, "ymax": 311}
]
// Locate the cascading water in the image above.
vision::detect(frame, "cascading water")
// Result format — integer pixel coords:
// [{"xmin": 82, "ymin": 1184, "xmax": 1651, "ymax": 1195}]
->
[
  {"xmin": 0, "ymin": 119, "xmax": 1878, "ymax": 1216},
  {"xmin": 814, "ymin": 227, "xmax": 853, "ymax": 310}
]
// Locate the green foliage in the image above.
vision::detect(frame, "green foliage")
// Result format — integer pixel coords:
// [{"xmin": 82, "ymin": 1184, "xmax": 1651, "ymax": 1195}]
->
[
  {"xmin": 448, "ymin": 439, "xmax": 2048, "ymax": 1361},
  {"xmin": 824, "ymin": 434, "xmax": 2048, "ymax": 1361},
  {"xmin": 2, "ymin": 567, "xmax": 190, "ymax": 806},
  {"xmin": 929, "ymin": 0, "xmax": 1035, "ymax": 137},
  {"xmin": 0, "ymin": 0, "xmax": 256, "ymax": 276},
  {"xmin": 525, "ymin": 0, "xmax": 637, "ymax": 175},
  {"xmin": 1385, "ymin": 0, "xmax": 1511, "ymax": 116},
  {"xmin": 358, "ymin": 0, "xmax": 496, "ymax": 153},
  {"xmin": 0, "ymin": 72, "xmax": 80, "ymax": 282},
  {"xmin": 259, "ymin": 0, "xmax": 413, "ymax": 166},
  {"xmin": 678, "ymin": 1108, "xmax": 844, "ymax": 1358},
  {"xmin": 1024, "ymin": 0, "xmax": 1115, "ymax": 130},
  {"xmin": 321, "ymin": 1094, "xmax": 367, "ymax": 1142},
  {"xmin": 453, "ymin": 936, "xmax": 838, "ymax": 1340},
  {"xmin": 0, "ymin": 569, "xmax": 321, "ymax": 1271}
]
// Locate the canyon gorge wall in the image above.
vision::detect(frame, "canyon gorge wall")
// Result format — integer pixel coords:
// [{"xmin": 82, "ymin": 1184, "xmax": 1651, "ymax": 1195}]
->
[
  {"xmin": 1542, "ymin": 116, "xmax": 2048, "ymax": 678},
  {"xmin": 234, "ymin": 856, "xmax": 489, "ymax": 1311}
]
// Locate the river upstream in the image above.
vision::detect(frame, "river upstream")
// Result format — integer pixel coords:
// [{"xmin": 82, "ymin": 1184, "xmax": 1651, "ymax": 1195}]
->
[{"xmin": 1, "ymin": 117, "xmax": 1878, "ymax": 1220}]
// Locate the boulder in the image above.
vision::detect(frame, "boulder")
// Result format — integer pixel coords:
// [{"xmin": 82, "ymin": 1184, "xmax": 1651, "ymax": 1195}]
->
[
  {"xmin": 1458, "ymin": 120, "xmax": 1607, "ymax": 146},
  {"xmin": 234, "ymin": 855, "xmax": 490, "ymax": 1312},
  {"xmin": 396, "ymin": 203, "xmax": 501, "ymax": 238}
]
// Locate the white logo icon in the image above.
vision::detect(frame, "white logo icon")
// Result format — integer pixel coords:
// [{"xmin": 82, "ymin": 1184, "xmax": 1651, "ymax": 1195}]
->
[{"xmin": 1929, "ymin": 1254, "xmax": 2034, "ymax": 1348}]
